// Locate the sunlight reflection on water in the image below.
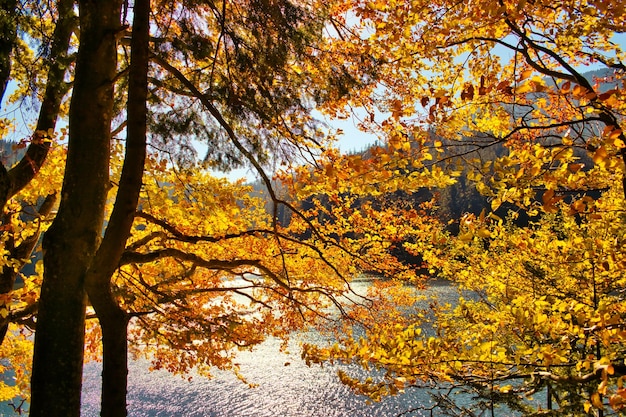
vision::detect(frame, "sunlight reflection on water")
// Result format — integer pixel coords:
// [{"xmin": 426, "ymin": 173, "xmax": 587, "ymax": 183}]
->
[
  {"xmin": 81, "ymin": 279, "xmax": 461, "ymax": 417},
  {"xmin": 82, "ymin": 340, "xmax": 435, "ymax": 417}
]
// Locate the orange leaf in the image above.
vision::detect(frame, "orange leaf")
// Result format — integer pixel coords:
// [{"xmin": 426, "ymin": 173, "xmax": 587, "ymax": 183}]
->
[
  {"xmin": 542, "ymin": 189, "xmax": 555, "ymax": 206},
  {"xmin": 592, "ymin": 392, "xmax": 604, "ymax": 409},
  {"xmin": 460, "ymin": 85, "xmax": 474, "ymax": 100},
  {"xmin": 593, "ymin": 146, "xmax": 608, "ymax": 164},
  {"xmin": 519, "ymin": 69, "xmax": 533, "ymax": 81},
  {"xmin": 598, "ymin": 89, "xmax": 617, "ymax": 101}
]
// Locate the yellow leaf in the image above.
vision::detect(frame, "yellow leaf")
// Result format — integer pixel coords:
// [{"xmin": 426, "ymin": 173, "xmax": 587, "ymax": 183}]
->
[
  {"xmin": 515, "ymin": 82, "xmax": 533, "ymax": 94},
  {"xmin": 499, "ymin": 384, "xmax": 513, "ymax": 393},
  {"xmin": 592, "ymin": 392, "xmax": 604, "ymax": 409},
  {"xmin": 0, "ymin": 383, "xmax": 19, "ymax": 402},
  {"xmin": 573, "ymin": 84, "xmax": 589, "ymax": 98}
]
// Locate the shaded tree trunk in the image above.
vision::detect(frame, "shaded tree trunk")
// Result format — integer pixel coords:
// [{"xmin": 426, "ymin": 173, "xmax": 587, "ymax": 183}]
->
[
  {"xmin": 85, "ymin": 0, "xmax": 149, "ymax": 415},
  {"xmin": 91, "ymin": 303, "xmax": 129, "ymax": 417},
  {"xmin": 0, "ymin": 0, "xmax": 74, "ymax": 346},
  {"xmin": 0, "ymin": 0, "xmax": 17, "ymax": 103},
  {"xmin": 0, "ymin": 0, "xmax": 75, "ymax": 212},
  {"xmin": 29, "ymin": 0, "xmax": 122, "ymax": 416}
]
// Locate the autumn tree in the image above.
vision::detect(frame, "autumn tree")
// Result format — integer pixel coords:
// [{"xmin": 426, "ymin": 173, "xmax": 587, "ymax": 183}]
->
[
  {"xmin": 0, "ymin": 0, "xmax": 74, "ymax": 406},
  {"xmin": 311, "ymin": 0, "xmax": 626, "ymax": 200},
  {"xmin": 0, "ymin": 0, "xmax": 74, "ymax": 341},
  {"xmin": 7, "ymin": 0, "xmax": 624, "ymax": 416},
  {"xmin": 0, "ymin": 0, "xmax": 410, "ymax": 416},
  {"xmin": 301, "ymin": 0, "xmax": 626, "ymax": 415}
]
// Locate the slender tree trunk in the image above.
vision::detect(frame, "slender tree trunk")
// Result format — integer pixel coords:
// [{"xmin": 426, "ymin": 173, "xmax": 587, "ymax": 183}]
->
[
  {"xmin": 0, "ymin": 0, "xmax": 75, "ymax": 212},
  {"xmin": 29, "ymin": 1, "xmax": 121, "ymax": 416},
  {"xmin": 94, "ymin": 303, "xmax": 130, "ymax": 417},
  {"xmin": 0, "ymin": 0, "xmax": 17, "ymax": 103},
  {"xmin": 85, "ymin": 0, "xmax": 149, "ymax": 415},
  {"xmin": 0, "ymin": 0, "xmax": 73, "ymax": 347},
  {"xmin": 0, "ymin": 212, "xmax": 17, "ymax": 343}
]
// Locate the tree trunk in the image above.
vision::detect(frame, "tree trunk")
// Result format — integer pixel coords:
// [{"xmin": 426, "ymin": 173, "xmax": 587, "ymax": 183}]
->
[
  {"xmin": 93, "ymin": 301, "xmax": 129, "ymax": 417},
  {"xmin": 0, "ymin": 0, "xmax": 75, "ymax": 212},
  {"xmin": 29, "ymin": 1, "xmax": 122, "ymax": 416},
  {"xmin": 85, "ymin": 0, "xmax": 149, "ymax": 414},
  {"xmin": 0, "ymin": 0, "xmax": 17, "ymax": 103}
]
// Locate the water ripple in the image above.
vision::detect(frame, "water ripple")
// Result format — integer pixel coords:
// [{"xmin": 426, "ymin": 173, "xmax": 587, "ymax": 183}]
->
[
  {"xmin": 80, "ymin": 279, "xmax": 461, "ymax": 416},
  {"xmin": 82, "ymin": 337, "xmax": 435, "ymax": 417}
]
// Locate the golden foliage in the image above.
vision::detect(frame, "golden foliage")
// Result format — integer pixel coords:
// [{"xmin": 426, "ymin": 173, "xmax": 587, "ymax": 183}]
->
[{"xmin": 302, "ymin": 0, "xmax": 626, "ymax": 414}]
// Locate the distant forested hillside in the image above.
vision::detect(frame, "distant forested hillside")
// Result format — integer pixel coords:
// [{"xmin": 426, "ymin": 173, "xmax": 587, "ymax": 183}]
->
[
  {"xmin": 250, "ymin": 69, "xmax": 614, "ymax": 238},
  {"xmin": 0, "ymin": 140, "xmax": 25, "ymax": 168}
]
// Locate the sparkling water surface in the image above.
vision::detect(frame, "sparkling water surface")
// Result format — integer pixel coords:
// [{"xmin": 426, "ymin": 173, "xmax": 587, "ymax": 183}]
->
[
  {"xmin": 81, "ymin": 279, "xmax": 459, "ymax": 417},
  {"xmin": 81, "ymin": 339, "xmax": 436, "ymax": 417},
  {"xmin": 1, "ymin": 279, "xmax": 460, "ymax": 416}
]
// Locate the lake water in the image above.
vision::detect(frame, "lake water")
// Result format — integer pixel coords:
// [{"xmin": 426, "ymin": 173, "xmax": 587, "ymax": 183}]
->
[
  {"xmin": 80, "ymin": 279, "xmax": 461, "ymax": 417},
  {"xmin": 81, "ymin": 339, "xmax": 437, "ymax": 417},
  {"xmin": 2, "ymin": 279, "xmax": 466, "ymax": 416}
]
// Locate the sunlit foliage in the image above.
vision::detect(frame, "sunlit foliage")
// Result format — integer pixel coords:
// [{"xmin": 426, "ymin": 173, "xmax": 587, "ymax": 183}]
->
[{"xmin": 302, "ymin": 0, "xmax": 626, "ymax": 415}]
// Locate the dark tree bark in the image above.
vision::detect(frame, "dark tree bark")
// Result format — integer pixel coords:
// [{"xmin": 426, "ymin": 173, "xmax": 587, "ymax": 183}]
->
[
  {"xmin": 29, "ymin": 1, "xmax": 122, "ymax": 416},
  {"xmin": 0, "ymin": 0, "xmax": 18, "ymax": 103},
  {"xmin": 0, "ymin": 0, "xmax": 76, "ymax": 212},
  {"xmin": 85, "ymin": 0, "xmax": 150, "ymax": 415},
  {"xmin": 0, "ymin": 0, "xmax": 74, "ymax": 347}
]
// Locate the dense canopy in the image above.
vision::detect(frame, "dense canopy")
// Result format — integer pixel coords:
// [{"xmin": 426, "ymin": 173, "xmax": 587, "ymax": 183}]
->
[{"xmin": 0, "ymin": 0, "xmax": 624, "ymax": 416}]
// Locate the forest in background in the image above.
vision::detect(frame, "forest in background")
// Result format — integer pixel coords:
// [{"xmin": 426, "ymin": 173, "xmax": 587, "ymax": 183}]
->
[{"xmin": 253, "ymin": 67, "xmax": 612, "ymax": 233}]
